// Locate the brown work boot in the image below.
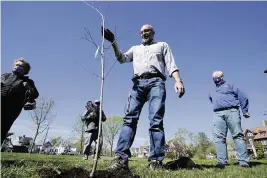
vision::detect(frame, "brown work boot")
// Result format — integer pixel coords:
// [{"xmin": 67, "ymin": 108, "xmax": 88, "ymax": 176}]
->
[{"xmin": 107, "ymin": 156, "xmax": 129, "ymax": 171}]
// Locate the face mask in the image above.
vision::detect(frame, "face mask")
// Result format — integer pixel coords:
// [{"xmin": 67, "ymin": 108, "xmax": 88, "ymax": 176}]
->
[
  {"xmin": 94, "ymin": 103, "xmax": 100, "ymax": 108},
  {"xmin": 12, "ymin": 66, "xmax": 24, "ymax": 76},
  {"xmin": 213, "ymin": 77, "xmax": 224, "ymax": 86}
]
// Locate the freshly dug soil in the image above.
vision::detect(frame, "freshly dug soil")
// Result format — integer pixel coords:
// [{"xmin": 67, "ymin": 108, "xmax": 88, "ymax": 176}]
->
[{"xmin": 38, "ymin": 167, "xmax": 140, "ymax": 178}]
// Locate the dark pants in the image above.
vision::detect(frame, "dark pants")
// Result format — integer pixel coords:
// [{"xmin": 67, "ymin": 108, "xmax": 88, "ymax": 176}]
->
[
  {"xmin": 83, "ymin": 130, "xmax": 103, "ymax": 156},
  {"xmin": 1, "ymin": 97, "xmax": 23, "ymax": 145},
  {"xmin": 115, "ymin": 77, "xmax": 166, "ymax": 163}
]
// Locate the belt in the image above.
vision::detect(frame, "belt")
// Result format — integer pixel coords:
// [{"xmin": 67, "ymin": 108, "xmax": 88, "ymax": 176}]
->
[
  {"xmin": 214, "ymin": 106, "xmax": 239, "ymax": 112},
  {"xmin": 132, "ymin": 73, "xmax": 166, "ymax": 81}
]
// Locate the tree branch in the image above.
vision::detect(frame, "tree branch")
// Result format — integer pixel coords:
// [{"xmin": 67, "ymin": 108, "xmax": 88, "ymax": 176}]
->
[
  {"xmin": 83, "ymin": 1, "xmax": 104, "ymax": 20},
  {"xmin": 76, "ymin": 36, "xmax": 93, "ymax": 43},
  {"xmin": 84, "ymin": 27, "xmax": 98, "ymax": 49},
  {"xmin": 104, "ymin": 59, "xmax": 117, "ymax": 79},
  {"xmin": 103, "ymin": 36, "xmax": 121, "ymax": 51},
  {"xmin": 74, "ymin": 59, "xmax": 101, "ymax": 79},
  {"xmin": 104, "ymin": 4, "xmax": 110, "ymax": 21},
  {"xmin": 39, "ymin": 120, "xmax": 53, "ymax": 134}
]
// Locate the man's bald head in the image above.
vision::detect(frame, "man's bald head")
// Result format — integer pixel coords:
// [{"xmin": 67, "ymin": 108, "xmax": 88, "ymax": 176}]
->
[{"xmin": 212, "ymin": 71, "xmax": 224, "ymax": 78}]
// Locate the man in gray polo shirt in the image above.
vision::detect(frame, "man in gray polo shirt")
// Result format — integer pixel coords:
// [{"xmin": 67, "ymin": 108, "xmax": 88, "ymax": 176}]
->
[{"xmin": 102, "ymin": 24, "xmax": 185, "ymax": 171}]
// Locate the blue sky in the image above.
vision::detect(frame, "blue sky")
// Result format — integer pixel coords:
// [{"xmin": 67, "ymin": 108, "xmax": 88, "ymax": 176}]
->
[{"xmin": 2, "ymin": 1, "xmax": 267, "ymax": 147}]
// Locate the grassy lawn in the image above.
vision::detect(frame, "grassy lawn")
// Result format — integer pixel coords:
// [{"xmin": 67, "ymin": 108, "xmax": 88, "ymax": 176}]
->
[{"xmin": 1, "ymin": 152, "xmax": 267, "ymax": 178}]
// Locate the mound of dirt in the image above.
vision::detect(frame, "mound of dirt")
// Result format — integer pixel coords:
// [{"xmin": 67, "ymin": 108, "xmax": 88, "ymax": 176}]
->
[
  {"xmin": 164, "ymin": 157, "xmax": 204, "ymax": 170},
  {"xmin": 37, "ymin": 167, "xmax": 140, "ymax": 178}
]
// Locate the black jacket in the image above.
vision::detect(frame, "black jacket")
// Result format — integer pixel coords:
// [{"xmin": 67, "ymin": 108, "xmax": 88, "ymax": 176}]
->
[
  {"xmin": 1, "ymin": 73, "xmax": 39, "ymax": 119},
  {"xmin": 82, "ymin": 101, "xmax": 106, "ymax": 133}
]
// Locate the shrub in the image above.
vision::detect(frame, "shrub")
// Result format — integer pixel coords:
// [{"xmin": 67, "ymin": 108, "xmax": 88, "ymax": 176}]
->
[
  {"xmin": 256, "ymin": 142, "xmax": 265, "ymax": 159},
  {"xmin": 166, "ymin": 151, "xmax": 176, "ymax": 160}
]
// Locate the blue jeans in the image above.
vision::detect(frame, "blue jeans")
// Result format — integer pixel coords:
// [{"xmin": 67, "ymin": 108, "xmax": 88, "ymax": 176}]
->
[
  {"xmin": 213, "ymin": 108, "xmax": 249, "ymax": 166},
  {"xmin": 115, "ymin": 77, "xmax": 166, "ymax": 163}
]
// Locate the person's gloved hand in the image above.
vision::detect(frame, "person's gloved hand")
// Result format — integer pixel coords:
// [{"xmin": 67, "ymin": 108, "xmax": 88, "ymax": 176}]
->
[
  {"xmin": 243, "ymin": 113, "xmax": 250, "ymax": 119},
  {"xmin": 101, "ymin": 26, "xmax": 115, "ymax": 43},
  {"xmin": 83, "ymin": 112, "xmax": 96, "ymax": 121},
  {"xmin": 24, "ymin": 99, "xmax": 36, "ymax": 110}
]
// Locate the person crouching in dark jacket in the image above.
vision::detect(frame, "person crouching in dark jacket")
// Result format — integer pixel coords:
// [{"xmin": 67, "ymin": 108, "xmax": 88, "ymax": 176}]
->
[
  {"xmin": 1, "ymin": 58, "xmax": 39, "ymax": 145},
  {"xmin": 81, "ymin": 100, "xmax": 106, "ymax": 160}
]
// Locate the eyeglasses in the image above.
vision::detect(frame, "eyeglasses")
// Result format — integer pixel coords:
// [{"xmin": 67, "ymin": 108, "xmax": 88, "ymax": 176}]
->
[{"xmin": 140, "ymin": 29, "xmax": 153, "ymax": 35}]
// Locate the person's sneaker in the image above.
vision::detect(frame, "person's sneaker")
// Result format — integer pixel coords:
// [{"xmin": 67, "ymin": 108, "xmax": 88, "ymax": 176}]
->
[
  {"xmin": 215, "ymin": 163, "xmax": 225, "ymax": 169},
  {"xmin": 83, "ymin": 155, "xmax": 88, "ymax": 160},
  {"xmin": 107, "ymin": 156, "xmax": 129, "ymax": 171},
  {"xmin": 148, "ymin": 160, "xmax": 164, "ymax": 170},
  {"xmin": 240, "ymin": 164, "xmax": 251, "ymax": 168}
]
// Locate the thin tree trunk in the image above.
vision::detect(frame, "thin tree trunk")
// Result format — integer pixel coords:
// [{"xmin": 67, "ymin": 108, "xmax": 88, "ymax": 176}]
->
[
  {"xmin": 110, "ymin": 143, "xmax": 113, "ymax": 157},
  {"xmin": 104, "ymin": 145, "xmax": 107, "ymax": 155},
  {"xmin": 43, "ymin": 127, "xmax": 49, "ymax": 145},
  {"xmin": 90, "ymin": 19, "xmax": 105, "ymax": 177},
  {"xmin": 80, "ymin": 122, "xmax": 84, "ymax": 154},
  {"xmin": 29, "ymin": 127, "xmax": 39, "ymax": 154},
  {"xmin": 111, "ymin": 140, "xmax": 114, "ymax": 157}
]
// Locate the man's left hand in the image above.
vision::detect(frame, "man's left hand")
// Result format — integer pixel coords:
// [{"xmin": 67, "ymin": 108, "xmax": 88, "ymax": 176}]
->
[
  {"xmin": 101, "ymin": 26, "xmax": 115, "ymax": 43},
  {"xmin": 174, "ymin": 81, "xmax": 185, "ymax": 98}
]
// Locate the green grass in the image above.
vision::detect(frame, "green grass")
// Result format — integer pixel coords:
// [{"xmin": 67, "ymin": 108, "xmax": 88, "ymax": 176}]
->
[{"xmin": 1, "ymin": 152, "xmax": 267, "ymax": 178}]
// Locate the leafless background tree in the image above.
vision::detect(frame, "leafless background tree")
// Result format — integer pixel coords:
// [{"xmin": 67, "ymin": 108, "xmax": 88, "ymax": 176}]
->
[
  {"xmin": 29, "ymin": 97, "xmax": 55, "ymax": 154},
  {"xmin": 72, "ymin": 114, "xmax": 85, "ymax": 153}
]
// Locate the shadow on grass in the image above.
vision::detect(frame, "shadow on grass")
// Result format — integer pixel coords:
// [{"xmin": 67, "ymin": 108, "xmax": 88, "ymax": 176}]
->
[
  {"xmin": 232, "ymin": 161, "xmax": 267, "ymax": 167},
  {"xmin": 37, "ymin": 167, "xmax": 140, "ymax": 178},
  {"xmin": 249, "ymin": 161, "xmax": 267, "ymax": 167},
  {"xmin": 198, "ymin": 161, "xmax": 267, "ymax": 169},
  {"xmin": 196, "ymin": 164, "xmax": 216, "ymax": 169}
]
